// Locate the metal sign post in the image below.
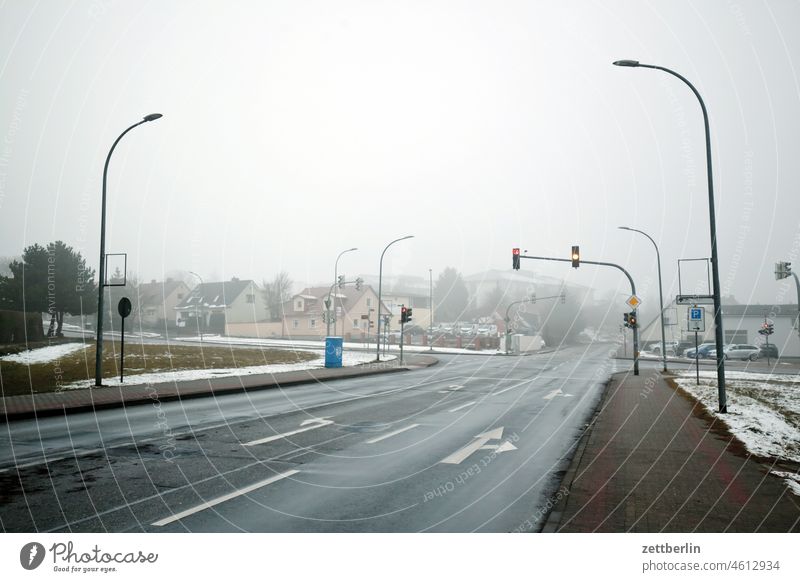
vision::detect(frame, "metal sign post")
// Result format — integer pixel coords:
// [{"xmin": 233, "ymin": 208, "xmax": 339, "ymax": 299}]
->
[
  {"xmin": 687, "ymin": 306, "xmax": 705, "ymax": 384},
  {"xmin": 117, "ymin": 297, "xmax": 132, "ymax": 383}
]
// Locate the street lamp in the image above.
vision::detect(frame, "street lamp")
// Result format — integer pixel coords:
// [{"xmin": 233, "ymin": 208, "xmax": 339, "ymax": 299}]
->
[
  {"xmin": 329, "ymin": 247, "xmax": 357, "ymax": 337},
  {"xmin": 613, "ymin": 59, "xmax": 727, "ymax": 412},
  {"xmin": 376, "ymin": 235, "xmax": 414, "ymax": 361},
  {"xmin": 94, "ymin": 113, "xmax": 162, "ymax": 387},
  {"xmin": 619, "ymin": 226, "xmax": 667, "ymax": 372},
  {"xmin": 188, "ymin": 271, "xmax": 204, "ymax": 342},
  {"xmin": 429, "ymin": 268, "xmax": 434, "ymax": 351}
]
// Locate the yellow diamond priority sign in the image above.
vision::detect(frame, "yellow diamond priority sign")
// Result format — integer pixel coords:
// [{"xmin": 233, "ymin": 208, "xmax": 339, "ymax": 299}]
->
[{"xmin": 626, "ymin": 295, "xmax": 641, "ymax": 309}]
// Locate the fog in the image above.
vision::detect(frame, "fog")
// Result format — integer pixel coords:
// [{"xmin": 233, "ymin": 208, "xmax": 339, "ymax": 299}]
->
[{"xmin": 1, "ymin": 0, "xmax": 799, "ymax": 324}]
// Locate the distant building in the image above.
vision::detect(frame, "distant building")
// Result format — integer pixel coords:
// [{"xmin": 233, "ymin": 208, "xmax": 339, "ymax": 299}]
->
[
  {"xmin": 279, "ymin": 285, "xmax": 390, "ymax": 340},
  {"xmin": 102, "ymin": 278, "xmax": 190, "ymax": 331},
  {"xmin": 175, "ymin": 277, "xmax": 266, "ymax": 335}
]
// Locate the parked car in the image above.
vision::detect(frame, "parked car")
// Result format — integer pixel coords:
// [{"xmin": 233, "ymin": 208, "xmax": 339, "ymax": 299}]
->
[
  {"xmin": 685, "ymin": 342, "xmax": 715, "ymax": 359},
  {"xmin": 651, "ymin": 341, "xmax": 680, "ymax": 356},
  {"xmin": 725, "ymin": 344, "xmax": 760, "ymax": 361},
  {"xmin": 759, "ymin": 344, "xmax": 779, "ymax": 359}
]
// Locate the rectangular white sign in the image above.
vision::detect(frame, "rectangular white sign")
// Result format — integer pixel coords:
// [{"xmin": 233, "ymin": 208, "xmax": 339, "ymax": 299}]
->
[{"xmin": 687, "ymin": 306, "xmax": 705, "ymax": 332}]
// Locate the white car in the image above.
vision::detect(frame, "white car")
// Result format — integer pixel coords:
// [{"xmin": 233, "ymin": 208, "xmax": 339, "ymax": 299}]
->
[{"xmin": 725, "ymin": 344, "xmax": 760, "ymax": 361}]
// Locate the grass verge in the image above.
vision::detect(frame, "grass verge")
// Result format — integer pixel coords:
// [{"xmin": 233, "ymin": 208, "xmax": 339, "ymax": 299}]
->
[{"xmin": 0, "ymin": 341, "xmax": 317, "ymax": 396}]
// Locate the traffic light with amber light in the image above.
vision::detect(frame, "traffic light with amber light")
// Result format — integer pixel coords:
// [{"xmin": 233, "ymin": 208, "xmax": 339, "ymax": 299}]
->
[
  {"xmin": 628, "ymin": 312, "xmax": 637, "ymax": 328},
  {"xmin": 512, "ymin": 248, "xmax": 521, "ymax": 270},
  {"xmin": 571, "ymin": 246, "xmax": 580, "ymax": 268}
]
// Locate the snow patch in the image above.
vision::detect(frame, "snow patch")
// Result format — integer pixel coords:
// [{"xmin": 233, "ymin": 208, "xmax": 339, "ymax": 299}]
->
[
  {"xmin": 61, "ymin": 351, "xmax": 395, "ymax": 389},
  {"xmin": 1, "ymin": 343, "xmax": 89, "ymax": 365},
  {"xmin": 675, "ymin": 370, "xmax": 800, "ymax": 463}
]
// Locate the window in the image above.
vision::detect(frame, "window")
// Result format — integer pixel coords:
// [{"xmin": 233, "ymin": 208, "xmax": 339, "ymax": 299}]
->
[
  {"xmin": 353, "ymin": 319, "xmax": 359, "ymax": 329},
  {"xmin": 310, "ymin": 319, "xmax": 317, "ymax": 328},
  {"xmin": 177, "ymin": 293, "xmax": 184, "ymax": 300},
  {"xmin": 292, "ymin": 319, "xmax": 299, "ymax": 329},
  {"xmin": 295, "ymin": 300, "xmax": 303, "ymax": 311},
  {"xmin": 246, "ymin": 294, "xmax": 255, "ymax": 304},
  {"xmin": 366, "ymin": 298, "xmax": 372, "ymax": 307}
]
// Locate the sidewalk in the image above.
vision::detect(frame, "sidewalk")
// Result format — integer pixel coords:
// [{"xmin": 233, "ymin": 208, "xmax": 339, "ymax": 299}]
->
[
  {"xmin": 1, "ymin": 354, "xmax": 437, "ymax": 422},
  {"xmin": 544, "ymin": 369, "xmax": 800, "ymax": 532}
]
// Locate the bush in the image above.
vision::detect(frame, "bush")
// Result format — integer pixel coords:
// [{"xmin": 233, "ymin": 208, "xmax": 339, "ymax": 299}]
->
[{"xmin": 0, "ymin": 310, "xmax": 44, "ymax": 343}]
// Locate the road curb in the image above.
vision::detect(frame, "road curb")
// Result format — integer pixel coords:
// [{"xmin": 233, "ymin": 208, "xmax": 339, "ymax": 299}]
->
[
  {"xmin": 539, "ymin": 374, "xmax": 615, "ymax": 533},
  {"xmin": 1, "ymin": 355, "xmax": 439, "ymax": 422}
]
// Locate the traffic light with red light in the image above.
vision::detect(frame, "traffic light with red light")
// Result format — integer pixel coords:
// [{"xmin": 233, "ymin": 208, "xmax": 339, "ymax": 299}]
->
[{"xmin": 512, "ymin": 248, "xmax": 521, "ymax": 270}]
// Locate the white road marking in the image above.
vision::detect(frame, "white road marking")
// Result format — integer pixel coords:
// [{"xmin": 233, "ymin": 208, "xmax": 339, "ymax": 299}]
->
[
  {"xmin": 448, "ymin": 401, "xmax": 476, "ymax": 413},
  {"xmin": 151, "ymin": 469, "xmax": 299, "ymax": 526},
  {"xmin": 543, "ymin": 388, "xmax": 573, "ymax": 400},
  {"xmin": 365, "ymin": 424, "xmax": 421, "ymax": 444},
  {"xmin": 438, "ymin": 384, "xmax": 464, "ymax": 393},
  {"xmin": 441, "ymin": 427, "xmax": 510, "ymax": 464},
  {"xmin": 242, "ymin": 418, "xmax": 334, "ymax": 447}
]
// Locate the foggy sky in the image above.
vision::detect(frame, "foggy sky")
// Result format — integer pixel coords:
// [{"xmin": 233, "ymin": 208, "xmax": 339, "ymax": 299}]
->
[{"xmin": 1, "ymin": 0, "xmax": 799, "ymax": 324}]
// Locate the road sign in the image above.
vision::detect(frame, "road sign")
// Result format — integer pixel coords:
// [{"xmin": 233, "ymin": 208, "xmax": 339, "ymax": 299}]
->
[
  {"xmin": 117, "ymin": 297, "xmax": 132, "ymax": 318},
  {"xmin": 676, "ymin": 294, "xmax": 714, "ymax": 305},
  {"xmin": 626, "ymin": 294, "xmax": 641, "ymax": 309},
  {"xmin": 687, "ymin": 306, "xmax": 705, "ymax": 332}
]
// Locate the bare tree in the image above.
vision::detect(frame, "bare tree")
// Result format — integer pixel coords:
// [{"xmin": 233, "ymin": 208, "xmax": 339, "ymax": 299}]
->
[{"xmin": 262, "ymin": 271, "xmax": 293, "ymax": 322}]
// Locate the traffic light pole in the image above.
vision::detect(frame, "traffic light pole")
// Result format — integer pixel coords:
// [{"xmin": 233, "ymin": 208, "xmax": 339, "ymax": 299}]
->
[{"xmin": 519, "ymin": 253, "xmax": 640, "ymax": 375}]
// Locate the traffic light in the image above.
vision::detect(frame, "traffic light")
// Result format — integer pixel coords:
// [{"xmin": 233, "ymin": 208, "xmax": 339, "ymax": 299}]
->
[
  {"xmin": 623, "ymin": 313, "xmax": 629, "ymax": 327},
  {"xmin": 767, "ymin": 322, "xmax": 774, "ymax": 335},
  {"xmin": 406, "ymin": 307, "xmax": 413, "ymax": 323},
  {"xmin": 775, "ymin": 261, "xmax": 792, "ymax": 280},
  {"xmin": 400, "ymin": 306, "xmax": 408, "ymax": 324},
  {"xmin": 628, "ymin": 312, "xmax": 637, "ymax": 328},
  {"xmin": 512, "ymin": 248, "xmax": 521, "ymax": 270},
  {"xmin": 571, "ymin": 246, "xmax": 580, "ymax": 268},
  {"xmin": 338, "ymin": 275, "xmax": 345, "ymax": 288},
  {"xmin": 560, "ymin": 292, "xmax": 566, "ymax": 304},
  {"xmin": 355, "ymin": 277, "xmax": 363, "ymax": 291}
]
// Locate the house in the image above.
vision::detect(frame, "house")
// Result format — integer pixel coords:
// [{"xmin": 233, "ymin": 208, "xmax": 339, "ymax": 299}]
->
[
  {"xmin": 175, "ymin": 278, "xmax": 266, "ymax": 335},
  {"xmin": 639, "ymin": 301, "xmax": 800, "ymax": 357},
  {"xmin": 281, "ymin": 285, "xmax": 390, "ymax": 340},
  {"xmin": 101, "ymin": 278, "xmax": 190, "ymax": 331}
]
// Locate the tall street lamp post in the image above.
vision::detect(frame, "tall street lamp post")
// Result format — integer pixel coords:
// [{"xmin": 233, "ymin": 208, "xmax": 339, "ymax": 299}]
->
[
  {"xmin": 619, "ymin": 226, "xmax": 667, "ymax": 372},
  {"xmin": 613, "ymin": 60, "xmax": 727, "ymax": 412},
  {"xmin": 376, "ymin": 236, "xmax": 414, "ymax": 362},
  {"xmin": 95, "ymin": 113, "xmax": 162, "ymax": 387},
  {"xmin": 329, "ymin": 247, "xmax": 357, "ymax": 337}
]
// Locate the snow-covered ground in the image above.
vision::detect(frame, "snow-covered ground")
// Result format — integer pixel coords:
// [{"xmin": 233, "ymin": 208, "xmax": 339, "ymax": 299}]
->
[
  {"xmin": 173, "ymin": 334, "xmax": 500, "ymax": 355},
  {"xmin": 674, "ymin": 370, "xmax": 800, "ymax": 494},
  {"xmin": 0, "ymin": 343, "xmax": 88, "ymax": 364},
  {"xmin": 62, "ymin": 351, "xmax": 395, "ymax": 389}
]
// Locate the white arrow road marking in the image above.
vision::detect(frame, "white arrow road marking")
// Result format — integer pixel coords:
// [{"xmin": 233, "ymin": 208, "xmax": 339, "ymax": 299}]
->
[
  {"xmin": 448, "ymin": 401, "xmax": 476, "ymax": 413},
  {"xmin": 438, "ymin": 384, "xmax": 464, "ymax": 393},
  {"xmin": 151, "ymin": 469, "xmax": 299, "ymax": 526},
  {"xmin": 243, "ymin": 418, "xmax": 334, "ymax": 447},
  {"xmin": 479, "ymin": 441, "xmax": 517, "ymax": 453},
  {"xmin": 365, "ymin": 424, "xmax": 420, "ymax": 444},
  {"xmin": 543, "ymin": 388, "xmax": 573, "ymax": 400},
  {"xmin": 441, "ymin": 427, "xmax": 516, "ymax": 464}
]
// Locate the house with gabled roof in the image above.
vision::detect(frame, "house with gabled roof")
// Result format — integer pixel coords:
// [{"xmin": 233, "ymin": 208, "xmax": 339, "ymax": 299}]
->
[
  {"xmin": 175, "ymin": 277, "xmax": 266, "ymax": 335},
  {"xmin": 281, "ymin": 285, "xmax": 389, "ymax": 340}
]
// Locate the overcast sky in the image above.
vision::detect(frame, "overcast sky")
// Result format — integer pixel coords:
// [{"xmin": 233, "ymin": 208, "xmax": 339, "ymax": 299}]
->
[{"xmin": 1, "ymin": 0, "xmax": 799, "ymax": 320}]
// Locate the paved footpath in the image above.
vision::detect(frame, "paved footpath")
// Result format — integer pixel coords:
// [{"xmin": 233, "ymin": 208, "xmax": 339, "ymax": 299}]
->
[
  {"xmin": 1, "ymin": 355, "xmax": 437, "ymax": 422},
  {"xmin": 544, "ymin": 369, "xmax": 800, "ymax": 532}
]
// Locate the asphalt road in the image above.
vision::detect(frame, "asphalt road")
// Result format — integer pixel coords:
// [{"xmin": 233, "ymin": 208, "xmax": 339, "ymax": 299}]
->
[{"xmin": 1, "ymin": 344, "xmax": 620, "ymax": 532}]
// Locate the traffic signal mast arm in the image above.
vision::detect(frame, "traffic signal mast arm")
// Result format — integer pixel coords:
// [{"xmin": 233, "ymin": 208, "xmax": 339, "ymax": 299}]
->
[{"xmin": 515, "ymin": 251, "xmax": 640, "ymax": 375}]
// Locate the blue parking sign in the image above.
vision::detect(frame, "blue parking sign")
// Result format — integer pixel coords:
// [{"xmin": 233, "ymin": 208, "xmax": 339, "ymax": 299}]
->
[{"xmin": 690, "ymin": 308, "xmax": 702, "ymax": 320}]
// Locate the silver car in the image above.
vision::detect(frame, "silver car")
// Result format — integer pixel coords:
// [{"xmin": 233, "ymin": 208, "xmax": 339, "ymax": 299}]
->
[{"xmin": 725, "ymin": 344, "xmax": 760, "ymax": 361}]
